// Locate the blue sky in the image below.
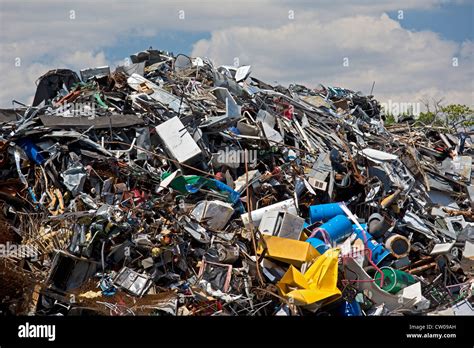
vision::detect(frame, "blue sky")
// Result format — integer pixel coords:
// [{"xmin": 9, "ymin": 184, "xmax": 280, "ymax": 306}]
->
[
  {"xmin": 388, "ymin": 2, "xmax": 473, "ymax": 43},
  {"xmin": 0, "ymin": 0, "xmax": 472, "ymax": 108},
  {"xmin": 103, "ymin": 2, "xmax": 474, "ymax": 59}
]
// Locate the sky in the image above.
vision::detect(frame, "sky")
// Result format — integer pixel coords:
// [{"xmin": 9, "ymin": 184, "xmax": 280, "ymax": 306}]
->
[{"xmin": 0, "ymin": 0, "xmax": 473, "ymax": 110}]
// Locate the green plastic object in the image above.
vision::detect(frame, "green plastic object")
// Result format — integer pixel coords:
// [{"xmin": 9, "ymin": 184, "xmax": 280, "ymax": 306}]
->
[
  {"xmin": 161, "ymin": 171, "xmax": 202, "ymax": 194},
  {"xmin": 94, "ymin": 93, "xmax": 108, "ymax": 108},
  {"xmin": 374, "ymin": 267, "xmax": 416, "ymax": 294}
]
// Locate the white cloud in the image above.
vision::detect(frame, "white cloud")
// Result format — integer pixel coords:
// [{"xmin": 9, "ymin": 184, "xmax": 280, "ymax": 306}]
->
[
  {"xmin": 192, "ymin": 13, "xmax": 474, "ymax": 107},
  {"xmin": 0, "ymin": 0, "xmax": 472, "ymax": 107},
  {"xmin": 0, "ymin": 50, "xmax": 107, "ymax": 106}
]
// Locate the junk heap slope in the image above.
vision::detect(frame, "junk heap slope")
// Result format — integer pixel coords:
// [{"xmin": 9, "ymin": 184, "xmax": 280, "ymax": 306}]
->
[{"xmin": 0, "ymin": 48, "xmax": 472, "ymax": 316}]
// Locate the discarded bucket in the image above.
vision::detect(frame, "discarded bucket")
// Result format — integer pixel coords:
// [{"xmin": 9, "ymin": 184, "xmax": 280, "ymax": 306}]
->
[
  {"xmin": 374, "ymin": 267, "xmax": 416, "ymax": 294},
  {"xmin": 309, "ymin": 203, "xmax": 345, "ymax": 223},
  {"xmin": 317, "ymin": 215, "xmax": 353, "ymax": 244},
  {"xmin": 352, "ymin": 224, "xmax": 390, "ymax": 265}
]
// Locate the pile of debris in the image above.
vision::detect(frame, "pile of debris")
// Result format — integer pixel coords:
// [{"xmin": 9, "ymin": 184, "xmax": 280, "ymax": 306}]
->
[{"xmin": 0, "ymin": 48, "xmax": 472, "ymax": 316}]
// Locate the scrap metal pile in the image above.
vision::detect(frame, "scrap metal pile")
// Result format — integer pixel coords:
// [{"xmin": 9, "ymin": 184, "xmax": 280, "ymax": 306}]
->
[{"xmin": 0, "ymin": 48, "xmax": 473, "ymax": 316}]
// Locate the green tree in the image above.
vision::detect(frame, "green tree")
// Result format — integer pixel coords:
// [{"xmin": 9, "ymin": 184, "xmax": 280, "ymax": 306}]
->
[
  {"xmin": 417, "ymin": 99, "xmax": 473, "ymax": 128},
  {"xmin": 417, "ymin": 111, "xmax": 440, "ymax": 125},
  {"xmin": 384, "ymin": 112, "xmax": 396, "ymax": 125},
  {"xmin": 440, "ymin": 104, "xmax": 474, "ymax": 128}
]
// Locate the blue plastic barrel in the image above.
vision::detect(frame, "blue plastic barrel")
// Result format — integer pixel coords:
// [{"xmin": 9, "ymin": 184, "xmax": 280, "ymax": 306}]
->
[
  {"xmin": 309, "ymin": 203, "xmax": 345, "ymax": 223},
  {"xmin": 318, "ymin": 215, "xmax": 353, "ymax": 243},
  {"xmin": 306, "ymin": 237, "xmax": 330, "ymax": 254}
]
